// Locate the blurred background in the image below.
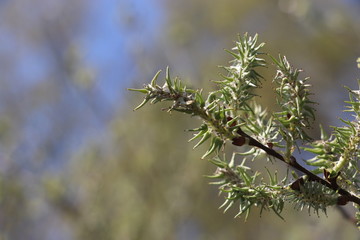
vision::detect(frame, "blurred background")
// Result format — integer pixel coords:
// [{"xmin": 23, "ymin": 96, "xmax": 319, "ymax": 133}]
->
[{"xmin": 0, "ymin": 0, "xmax": 360, "ymax": 239}]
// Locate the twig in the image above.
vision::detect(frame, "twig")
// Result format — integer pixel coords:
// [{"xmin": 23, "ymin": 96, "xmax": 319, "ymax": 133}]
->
[{"xmin": 233, "ymin": 128, "xmax": 360, "ymax": 206}]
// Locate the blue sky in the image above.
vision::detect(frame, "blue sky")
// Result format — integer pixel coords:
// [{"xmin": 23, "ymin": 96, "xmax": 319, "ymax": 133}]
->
[
  {"xmin": 80, "ymin": 0, "xmax": 165, "ymax": 103},
  {"xmin": 0, "ymin": 0, "xmax": 168, "ymax": 172}
]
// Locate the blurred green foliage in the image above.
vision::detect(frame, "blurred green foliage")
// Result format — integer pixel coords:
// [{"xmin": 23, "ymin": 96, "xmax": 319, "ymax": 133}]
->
[{"xmin": 0, "ymin": 0, "xmax": 360, "ymax": 239}]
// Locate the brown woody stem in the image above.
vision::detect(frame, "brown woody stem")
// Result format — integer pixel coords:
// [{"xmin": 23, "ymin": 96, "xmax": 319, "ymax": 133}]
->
[{"xmin": 234, "ymin": 128, "xmax": 360, "ymax": 206}]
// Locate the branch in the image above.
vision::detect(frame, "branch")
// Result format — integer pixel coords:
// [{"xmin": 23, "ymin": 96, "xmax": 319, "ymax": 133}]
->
[{"xmin": 233, "ymin": 128, "xmax": 360, "ymax": 206}]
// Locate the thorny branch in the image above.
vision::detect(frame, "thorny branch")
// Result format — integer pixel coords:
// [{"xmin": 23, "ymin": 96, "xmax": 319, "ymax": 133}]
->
[
  {"xmin": 233, "ymin": 127, "xmax": 360, "ymax": 206},
  {"xmin": 129, "ymin": 33, "xmax": 360, "ymax": 227}
]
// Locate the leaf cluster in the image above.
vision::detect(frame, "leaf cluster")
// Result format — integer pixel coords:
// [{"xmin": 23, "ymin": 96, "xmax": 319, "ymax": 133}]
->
[
  {"xmin": 208, "ymin": 154, "xmax": 285, "ymax": 219},
  {"xmin": 303, "ymin": 82, "xmax": 360, "ymax": 211},
  {"xmin": 129, "ymin": 33, "xmax": 360, "ymax": 226}
]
